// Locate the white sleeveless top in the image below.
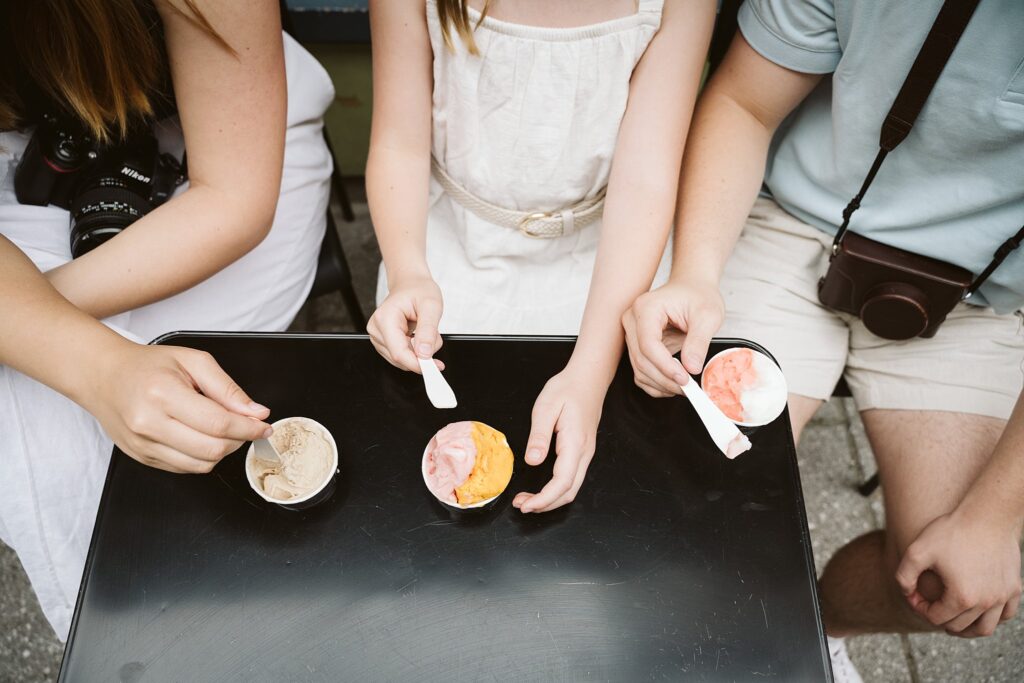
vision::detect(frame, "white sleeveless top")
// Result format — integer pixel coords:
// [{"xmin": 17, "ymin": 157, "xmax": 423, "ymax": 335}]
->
[{"xmin": 377, "ymin": 0, "xmax": 666, "ymax": 334}]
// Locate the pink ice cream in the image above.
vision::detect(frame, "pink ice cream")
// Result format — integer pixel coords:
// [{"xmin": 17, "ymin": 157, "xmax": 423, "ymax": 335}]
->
[
  {"xmin": 423, "ymin": 422, "xmax": 478, "ymax": 504},
  {"xmin": 702, "ymin": 348, "xmax": 787, "ymax": 426}
]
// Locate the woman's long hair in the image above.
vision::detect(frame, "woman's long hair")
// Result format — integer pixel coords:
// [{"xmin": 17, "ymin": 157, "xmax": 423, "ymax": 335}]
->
[
  {"xmin": 0, "ymin": 0, "xmax": 228, "ymax": 143},
  {"xmin": 436, "ymin": 0, "xmax": 489, "ymax": 55}
]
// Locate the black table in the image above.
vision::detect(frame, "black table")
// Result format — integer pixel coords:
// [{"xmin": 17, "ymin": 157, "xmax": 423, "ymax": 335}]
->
[{"xmin": 60, "ymin": 334, "xmax": 830, "ymax": 682}]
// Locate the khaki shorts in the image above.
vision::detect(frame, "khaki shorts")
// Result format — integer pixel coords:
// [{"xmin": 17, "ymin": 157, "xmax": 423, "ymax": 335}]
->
[{"xmin": 717, "ymin": 198, "xmax": 1024, "ymax": 420}]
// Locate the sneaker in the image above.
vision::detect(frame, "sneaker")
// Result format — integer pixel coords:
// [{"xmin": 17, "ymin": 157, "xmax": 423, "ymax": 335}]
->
[{"xmin": 827, "ymin": 636, "xmax": 864, "ymax": 683}]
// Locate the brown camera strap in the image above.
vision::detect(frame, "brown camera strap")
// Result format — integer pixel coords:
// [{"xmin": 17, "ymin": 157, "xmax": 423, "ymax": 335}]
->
[{"xmin": 830, "ymin": 0, "xmax": 1024, "ymax": 298}]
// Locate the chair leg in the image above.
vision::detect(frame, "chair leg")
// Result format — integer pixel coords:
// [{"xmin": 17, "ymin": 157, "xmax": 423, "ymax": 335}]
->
[
  {"xmin": 324, "ymin": 209, "xmax": 366, "ymax": 330},
  {"xmin": 323, "ymin": 129, "xmax": 356, "ymax": 222},
  {"xmin": 857, "ymin": 472, "xmax": 880, "ymax": 497}
]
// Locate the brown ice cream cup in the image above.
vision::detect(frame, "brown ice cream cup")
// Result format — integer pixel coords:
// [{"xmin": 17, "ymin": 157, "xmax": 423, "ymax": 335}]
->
[{"xmin": 245, "ymin": 417, "xmax": 339, "ymax": 510}]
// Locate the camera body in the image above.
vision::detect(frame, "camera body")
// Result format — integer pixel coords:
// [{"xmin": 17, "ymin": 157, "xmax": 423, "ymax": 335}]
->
[
  {"xmin": 14, "ymin": 113, "xmax": 184, "ymax": 257},
  {"xmin": 817, "ymin": 230, "xmax": 973, "ymax": 340}
]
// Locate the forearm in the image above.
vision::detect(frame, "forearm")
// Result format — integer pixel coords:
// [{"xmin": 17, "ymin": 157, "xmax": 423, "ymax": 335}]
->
[
  {"xmin": 669, "ymin": 90, "xmax": 774, "ymax": 283},
  {"xmin": 45, "ymin": 183, "xmax": 276, "ymax": 319},
  {"xmin": 960, "ymin": 394, "xmax": 1024, "ymax": 533},
  {"xmin": 0, "ymin": 236, "xmax": 128, "ymax": 404},
  {"xmin": 571, "ymin": 181, "xmax": 677, "ymax": 385},
  {"xmin": 366, "ymin": 143, "xmax": 432, "ymax": 284}
]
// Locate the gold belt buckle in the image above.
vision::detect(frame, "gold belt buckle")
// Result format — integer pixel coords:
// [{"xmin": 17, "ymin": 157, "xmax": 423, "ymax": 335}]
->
[{"xmin": 518, "ymin": 211, "xmax": 559, "ymax": 238}]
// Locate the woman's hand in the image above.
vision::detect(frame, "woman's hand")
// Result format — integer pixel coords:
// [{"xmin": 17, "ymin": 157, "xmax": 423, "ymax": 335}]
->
[
  {"xmin": 622, "ymin": 277, "xmax": 724, "ymax": 397},
  {"xmin": 79, "ymin": 343, "xmax": 272, "ymax": 474},
  {"xmin": 512, "ymin": 365, "xmax": 606, "ymax": 513},
  {"xmin": 368, "ymin": 274, "xmax": 445, "ymax": 373}
]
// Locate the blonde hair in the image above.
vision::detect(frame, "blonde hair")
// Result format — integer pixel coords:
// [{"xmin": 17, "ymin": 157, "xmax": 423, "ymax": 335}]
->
[
  {"xmin": 0, "ymin": 0, "xmax": 230, "ymax": 143},
  {"xmin": 436, "ymin": 0, "xmax": 490, "ymax": 55}
]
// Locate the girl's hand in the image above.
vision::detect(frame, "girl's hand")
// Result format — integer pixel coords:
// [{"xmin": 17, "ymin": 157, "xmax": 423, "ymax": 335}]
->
[
  {"xmin": 79, "ymin": 344, "xmax": 272, "ymax": 474},
  {"xmin": 368, "ymin": 274, "xmax": 445, "ymax": 373},
  {"xmin": 622, "ymin": 277, "xmax": 724, "ymax": 397},
  {"xmin": 513, "ymin": 365, "xmax": 605, "ymax": 513}
]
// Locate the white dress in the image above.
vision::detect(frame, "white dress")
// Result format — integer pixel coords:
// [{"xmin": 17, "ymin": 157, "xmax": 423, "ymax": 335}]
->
[
  {"xmin": 0, "ymin": 34, "xmax": 334, "ymax": 639},
  {"xmin": 377, "ymin": 0, "xmax": 669, "ymax": 334}
]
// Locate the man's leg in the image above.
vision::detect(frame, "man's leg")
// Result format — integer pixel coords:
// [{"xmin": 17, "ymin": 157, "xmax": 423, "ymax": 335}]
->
[
  {"xmin": 789, "ymin": 394, "xmax": 824, "ymax": 444},
  {"xmin": 819, "ymin": 409, "xmax": 1005, "ymax": 637}
]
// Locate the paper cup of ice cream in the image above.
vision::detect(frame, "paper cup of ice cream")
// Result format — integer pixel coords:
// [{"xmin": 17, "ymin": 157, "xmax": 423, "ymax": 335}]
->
[
  {"xmin": 245, "ymin": 417, "xmax": 339, "ymax": 510},
  {"xmin": 701, "ymin": 347, "xmax": 788, "ymax": 431},
  {"xmin": 421, "ymin": 421, "xmax": 514, "ymax": 513}
]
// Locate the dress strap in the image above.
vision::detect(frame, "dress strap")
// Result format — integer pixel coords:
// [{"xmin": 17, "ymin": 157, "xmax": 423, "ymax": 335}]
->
[{"xmin": 637, "ymin": 0, "xmax": 665, "ymax": 15}]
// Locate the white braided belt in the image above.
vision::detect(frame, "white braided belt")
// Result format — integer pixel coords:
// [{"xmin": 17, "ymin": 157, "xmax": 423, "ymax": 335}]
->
[{"xmin": 431, "ymin": 157, "xmax": 606, "ymax": 239}]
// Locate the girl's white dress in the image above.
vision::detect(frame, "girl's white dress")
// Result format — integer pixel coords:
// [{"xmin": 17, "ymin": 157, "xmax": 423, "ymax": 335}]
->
[
  {"xmin": 377, "ymin": 0, "xmax": 668, "ymax": 334},
  {"xmin": 0, "ymin": 34, "xmax": 334, "ymax": 638}
]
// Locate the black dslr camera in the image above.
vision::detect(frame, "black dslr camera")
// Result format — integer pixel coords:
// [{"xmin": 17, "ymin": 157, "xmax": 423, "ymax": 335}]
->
[{"xmin": 14, "ymin": 113, "xmax": 185, "ymax": 257}]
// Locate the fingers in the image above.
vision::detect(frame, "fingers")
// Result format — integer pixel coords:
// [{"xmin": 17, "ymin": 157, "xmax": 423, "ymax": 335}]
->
[
  {"xmin": 151, "ymin": 418, "xmax": 244, "ymax": 463},
  {"xmin": 895, "ymin": 545, "xmax": 930, "ymax": 599},
  {"xmin": 184, "ymin": 351, "xmax": 269, "ymax": 418},
  {"xmin": 636, "ymin": 307, "xmax": 690, "ymax": 389},
  {"xmin": 678, "ymin": 310, "xmax": 719, "ymax": 375},
  {"xmin": 128, "ymin": 439, "xmax": 221, "ymax": 474},
  {"xmin": 165, "ymin": 388, "xmax": 270, "ymax": 442},
  {"xmin": 524, "ymin": 396, "xmax": 561, "ymax": 466},
  {"xmin": 411, "ymin": 296, "xmax": 443, "ymax": 359},
  {"xmin": 519, "ymin": 443, "xmax": 580, "ymax": 513},
  {"xmin": 943, "ymin": 604, "xmax": 986, "ymax": 635},
  {"xmin": 958, "ymin": 605, "xmax": 1003, "ymax": 639},
  {"xmin": 520, "ymin": 412, "xmax": 591, "ymax": 513},
  {"xmin": 1001, "ymin": 591, "xmax": 1020, "ymax": 622},
  {"xmin": 369, "ymin": 305, "xmax": 420, "ymax": 372}
]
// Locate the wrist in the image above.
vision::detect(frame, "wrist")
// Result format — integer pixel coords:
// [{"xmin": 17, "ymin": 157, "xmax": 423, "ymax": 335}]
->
[
  {"xmin": 386, "ymin": 260, "xmax": 432, "ymax": 289},
  {"xmin": 667, "ymin": 259, "xmax": 722, "ymax": 287},
  {"xmin": 956, "ymin": 487, "xmax": 1024, "ymax": 539},
  {"xmin": 65, "ymin": 331, "xmax": 136, "ymax": 408}
]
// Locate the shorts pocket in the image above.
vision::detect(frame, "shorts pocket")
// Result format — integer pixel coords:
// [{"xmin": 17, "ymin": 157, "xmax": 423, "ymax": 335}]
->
[{"xmin": 1001, "ymin": 56, "xmax": 1024, "ymax": 106}]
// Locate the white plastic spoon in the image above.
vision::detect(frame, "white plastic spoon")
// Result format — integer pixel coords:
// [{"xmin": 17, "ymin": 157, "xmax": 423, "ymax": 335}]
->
[
  {"xmin": 680, "ymin": 379, "xmax": 751, "ymax": 459},
  {"xmin": 252, "ymin": 436, "xmax": 282, "ymax": 464},
  {"xmin": 419, "ymin": 358, "xmax": 457, "ymax": 409}
]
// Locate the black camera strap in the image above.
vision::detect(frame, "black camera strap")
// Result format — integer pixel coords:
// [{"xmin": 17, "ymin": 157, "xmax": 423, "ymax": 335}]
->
[{"xmin": 830, "ymin": 0, "xmax": 1023, "ymax": 297}]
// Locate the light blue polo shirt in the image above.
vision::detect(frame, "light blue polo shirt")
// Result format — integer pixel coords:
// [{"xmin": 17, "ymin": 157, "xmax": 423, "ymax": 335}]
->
[{"xmin": 738, "ymin": 0, "xmax": 1024, "ymax": 313}]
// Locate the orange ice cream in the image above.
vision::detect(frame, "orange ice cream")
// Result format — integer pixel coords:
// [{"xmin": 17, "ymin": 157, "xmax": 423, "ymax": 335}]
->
[
  {"xmin": 702, "ymin": 348, "xmax": 757, "ymax": 422},
  {"xmin": 423, "ymin": 421, "xmax": 514, "ymax": 506}
]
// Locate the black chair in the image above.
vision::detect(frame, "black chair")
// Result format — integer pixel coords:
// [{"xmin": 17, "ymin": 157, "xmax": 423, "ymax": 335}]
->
[{"xmin": 280, "ymin": 0, "xmax": 367, "ymax": 330}]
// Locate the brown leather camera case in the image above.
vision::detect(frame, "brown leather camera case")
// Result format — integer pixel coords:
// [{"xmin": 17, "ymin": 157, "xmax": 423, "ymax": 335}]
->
[{"xmin": 817, "ymin": 231, "xmax": 973, "ymax": 339}]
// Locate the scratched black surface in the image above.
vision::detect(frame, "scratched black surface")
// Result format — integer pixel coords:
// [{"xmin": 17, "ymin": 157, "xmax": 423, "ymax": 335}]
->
[{"xmin": 60, "ymin": 334, "xmax": 830, "ymax": 682}]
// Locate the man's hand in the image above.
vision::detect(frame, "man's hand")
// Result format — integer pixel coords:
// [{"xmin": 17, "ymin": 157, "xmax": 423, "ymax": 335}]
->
[
  {"xmin": 896, "ymin": 506, "xmax": 1023, "ymax": 638},
  {"xmin": 80, "ymin": 344, "xmax": 272, "ymax": 474},
  {"xmin": 512, "ymin": 365, "xmax": 606, "ymax": 513},
  {"xmin": 622, "ymin": 277, "xmax": 724, "ymax": 397},
  {"xmin": 367, "ymin": 274, "xmax": 445, "ymax": 373}
]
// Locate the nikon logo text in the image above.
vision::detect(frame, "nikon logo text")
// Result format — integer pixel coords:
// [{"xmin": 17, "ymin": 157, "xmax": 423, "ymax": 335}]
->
[{"xmin": 120, "ymin": 167, "xmax": 151, "ymax": 184}]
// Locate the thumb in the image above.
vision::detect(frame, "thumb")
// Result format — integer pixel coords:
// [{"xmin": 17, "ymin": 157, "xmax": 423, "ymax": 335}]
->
[
  {"xmin": 413, "ymin": 296, "xmax": 443, "ymax": 359},
  {"xmin": 525, "ymin": 398, "xmax": 561, "ymax": 466},
  {"xmin": 896, "ymin": 545, "xmax": 932, "ymax": 598},
  {"xmin": 678, "ymin": 311, "xmax": 719, "ymax": 375},
  {"xmin": 185, "ymin": 351, "xmax": 269, "ymax": 418}
]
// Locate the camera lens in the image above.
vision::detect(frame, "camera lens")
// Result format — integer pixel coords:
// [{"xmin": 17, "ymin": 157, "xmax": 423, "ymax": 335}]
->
[{"xmin": 69, "ymin": 186, "xmax": 153, "ymax": 258}]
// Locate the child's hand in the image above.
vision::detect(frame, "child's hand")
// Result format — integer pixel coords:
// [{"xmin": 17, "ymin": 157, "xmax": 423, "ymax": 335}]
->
[
  {"xmin": 368, "ymin": 275, "xmax": 445, "ymax": 373},
  {"xmin": 622, "ymin": 277, "xmax": 724, "ymax": 397},
  {"xmin": 80, "ymin": 343, "xmax": 272, "ymax": 474},
  {"xmin": 513, "ymin": 365, "xmax": 605, "ymax": 513}
]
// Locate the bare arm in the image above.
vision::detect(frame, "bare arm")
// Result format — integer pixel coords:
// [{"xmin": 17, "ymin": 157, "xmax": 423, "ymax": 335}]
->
[
  {"xmin": 46, "ymin": 0, "xmax": 287, "ymax": 319},
  {"xmin": 364, "ymin": 0, "xmax": 441, "ymax": 369},
  {"xmin": 624, "ymin": 34, "xmax": 822, "ymax": 395},
  {"xmin": 516, "ymin": 0, "xmax": 718, "ymax": 513},
  {"xmin": 0, "ymin": 235, "xmax": 269, "ymax": 473}
]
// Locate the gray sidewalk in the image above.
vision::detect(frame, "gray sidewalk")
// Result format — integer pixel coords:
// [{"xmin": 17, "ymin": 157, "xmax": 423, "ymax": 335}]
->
[{"xmin": 2, "ymin": 193, "xmax": 1021, "ymax": 681}]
